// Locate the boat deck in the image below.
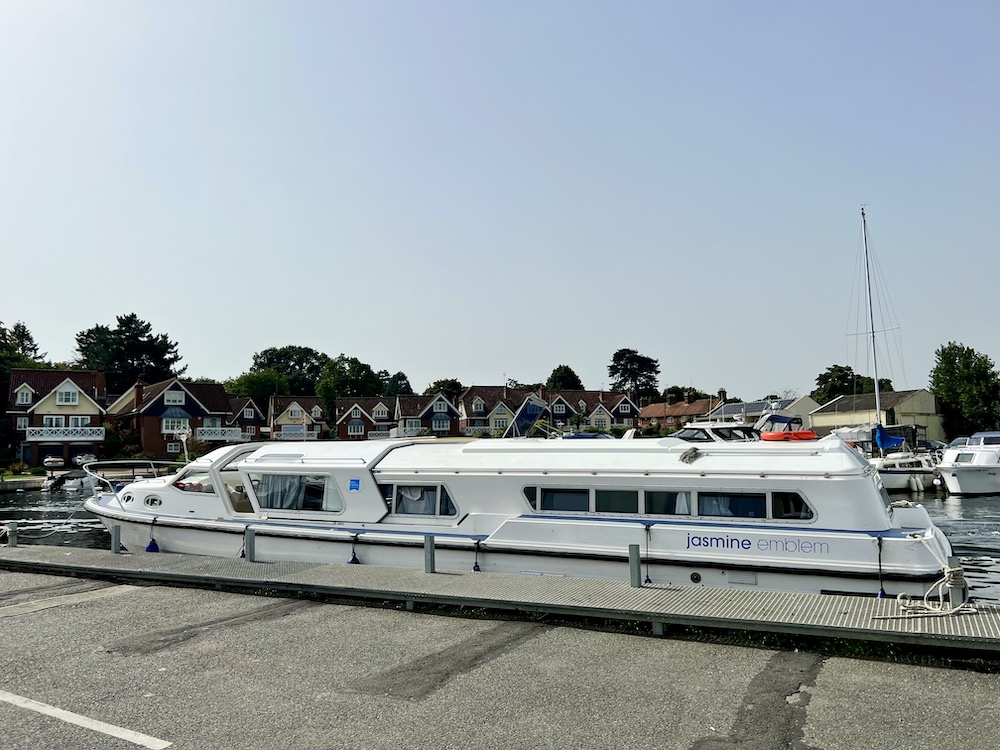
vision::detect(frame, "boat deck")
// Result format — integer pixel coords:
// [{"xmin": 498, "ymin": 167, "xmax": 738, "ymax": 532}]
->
[{"xmin": 1, "ymin": 545, "xmax": 999, "ymax": 655}]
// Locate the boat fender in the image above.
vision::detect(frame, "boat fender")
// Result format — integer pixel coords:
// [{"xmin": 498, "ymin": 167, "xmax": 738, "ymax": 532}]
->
[{"xmin": 146, "ymin": 517, "xmax": 159, "ymax": 553}]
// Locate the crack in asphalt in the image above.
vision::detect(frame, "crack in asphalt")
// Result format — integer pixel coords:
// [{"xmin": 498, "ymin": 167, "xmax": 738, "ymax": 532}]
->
[{"xmin": 689, "ymin": 651, "xmax": 825, "ymax": 750}]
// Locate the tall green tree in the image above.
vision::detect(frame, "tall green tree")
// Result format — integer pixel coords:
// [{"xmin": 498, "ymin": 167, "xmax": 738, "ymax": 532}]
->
[
  {"xmin": 380, "ymin": 370, "xmax": 413, "ymax": 396},
  {"xmin": 316, "ymin": 355, "xmax": 385, "ymax": 416},
  {"xmin": 930, "ymin": 342, "xmax": 1000, "ymax": 436},
  {"xmin": 662, "ymin": 385, "xmax": 710, "ymax": 401},
  {"xmin": 250, "ymin": 345, "xmax": 329, "ymax": 396},
  {"xmin": 224, "ymin": 369, "xmax": 290, "ymax": 408},
  {"xmin": 608, "ymin": 348, "xmax": 660, "ymax": 400},
  {"xmin": 546, "ymin": 365, "xmax": 583, "ymax": 390},
  {"xmin": 74, "ymin": 313, "xmax": 185, "ymax": 393},
  {"xmin": 810, "ymin": 364, "xmax": 892, "ymax": 406},
  {"xmin": 1, "ymin": 321, "xmax": 48, "ymax": 454},
  {"xmin": 424, "ymin": 378, "xmax": 464, "ymax": 402}
]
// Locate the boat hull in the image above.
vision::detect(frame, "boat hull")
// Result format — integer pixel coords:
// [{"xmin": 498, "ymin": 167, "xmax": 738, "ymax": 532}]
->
[
  {"xmin": 940, "ymin": 466, "xmax": 1000, "ymax": 496},
  {"xmin": 87, "ymin": 498, "xmax": 949, "ymax": 599}
]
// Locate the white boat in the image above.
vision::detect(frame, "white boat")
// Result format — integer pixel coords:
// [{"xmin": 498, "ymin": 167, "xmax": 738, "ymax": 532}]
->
[
  {"xmin": 40, "ymin": 469, "xmax": 97, "ymax": 493},
  {"xmin": 82, "ymin": 436, "xmax": 958, "ymax": 599},
  {"xmin": 937, "ymin": 431, "xmax": 1000, "ymax": 495}
]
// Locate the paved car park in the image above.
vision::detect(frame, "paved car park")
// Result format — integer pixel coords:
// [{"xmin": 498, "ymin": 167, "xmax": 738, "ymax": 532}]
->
[{"xmin": 2, "ymin": 570, "xmax": 999, "ymax": 750}]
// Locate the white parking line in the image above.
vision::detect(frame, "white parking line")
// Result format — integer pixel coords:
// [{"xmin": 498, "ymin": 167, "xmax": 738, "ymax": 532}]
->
[{"xmin": 0, "ymin": 690, "xmax": 171, "ymax": 749}]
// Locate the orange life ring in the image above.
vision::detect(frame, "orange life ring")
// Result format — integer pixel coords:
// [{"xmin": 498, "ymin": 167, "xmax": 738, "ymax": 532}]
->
[{"xmin": 760, "ymin": 430, "xmax": 818, "ymax": 441}]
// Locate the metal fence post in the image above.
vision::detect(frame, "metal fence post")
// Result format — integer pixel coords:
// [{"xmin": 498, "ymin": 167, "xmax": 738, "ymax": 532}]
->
[
  {"xmin": 244, "ymin": 527, "xmax": 256, "ymax": 562},
  {"xmin": 424, "ymin": 535, "xmax": 436, "ymax": 573},
  {"xmin": 111, "ymin": 525, "xmax": 121, "ymax": 554},
  {"xmin": 629, "ymin": 544, "xmax": 642, "ymax": 587},
  {"xmin": 6, "ymin": 522, "xmax": 16, "ymax": 548}
]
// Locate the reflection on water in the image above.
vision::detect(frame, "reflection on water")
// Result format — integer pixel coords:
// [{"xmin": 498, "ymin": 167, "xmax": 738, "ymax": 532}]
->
[
  {"xmin": 0, "ymin": 489, "xmax": 109, "ymax": 549},
  {"xmin": 3, "ymin": 487, "xmax": 1000, "ymax": 601}
]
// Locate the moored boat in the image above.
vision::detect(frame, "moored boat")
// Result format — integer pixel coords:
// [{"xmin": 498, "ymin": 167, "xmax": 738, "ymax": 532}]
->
[
  {"xmin": 83, "ymin": 436, "xmax": 958, "ymax": 599},
  {"xmin": 937, "ymin": 431, "xmax": 1000, "ymax": 495}
]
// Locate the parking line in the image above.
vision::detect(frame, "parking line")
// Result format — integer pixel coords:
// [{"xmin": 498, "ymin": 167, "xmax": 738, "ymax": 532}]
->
[{"xmin": 0, "ymin": 689, "xmax": 171, "ymax": 749}]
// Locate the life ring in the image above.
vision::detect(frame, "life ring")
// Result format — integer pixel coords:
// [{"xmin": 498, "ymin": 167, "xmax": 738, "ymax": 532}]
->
[{"xmin": 760, "ymin": 430, "xmax": 818, "ymax": 441}]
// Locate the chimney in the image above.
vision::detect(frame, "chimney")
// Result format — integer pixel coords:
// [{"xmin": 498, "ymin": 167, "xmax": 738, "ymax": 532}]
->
[
  {"xmin": 717, "ymin": 387, "xmax": 728, "ymax": 403},
  {"xmin": 667, "ymin": 394, "xmax": 677, "ymax": 406},
  {"xmin": 685, "ymin": 391, "xmax": 696, "ymax": 404}
]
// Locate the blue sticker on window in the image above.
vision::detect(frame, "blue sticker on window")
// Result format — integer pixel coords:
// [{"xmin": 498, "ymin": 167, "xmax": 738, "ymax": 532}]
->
[{"xmin": 348, "ymin": 478, "xmax": 361, "ymax": 492}]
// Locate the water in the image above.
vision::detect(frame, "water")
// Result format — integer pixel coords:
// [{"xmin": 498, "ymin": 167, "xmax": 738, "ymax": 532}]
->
[{"xmin": 3, "ymin": 488, "xmax": 999, "ymax": 602}]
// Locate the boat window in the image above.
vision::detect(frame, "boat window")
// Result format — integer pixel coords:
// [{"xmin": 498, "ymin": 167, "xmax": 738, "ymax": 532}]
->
[
  {"xmin": 673, "ymin": 428, "xmax": 712, "ymax": 442},
  {"xmin": 540, "ymin": 488, "xmax": 589, "ymax": 512},
  {"xmin": 698, "ymin": 492, "xmax": 766, "ymax": 518},
  {"xmin": 523, "ymin": 486, "xmax": 537, "ymax": 509},
  {"xmin": 393, "ymin": 485, "xmax": 458, "ymax": 517},
  {"xmin": 247, "ymin": 473, "xmax": 344, "ymax": 513},
  {"xmin": 378, "ymin": 483, "xmax": 393, "ymax": 508},
  {"xmin": 596, "ymin": 489, "xmax": 638, "ymax": 513},
  {"xmin": 955, "ymin": 452, "xmax": 975, "ymax": 464},
  {"xmin": 645, "ymin": 490, "xmax": 690, "ymax": 515},
  {"xmin": 771, "ymin": 491, "xmax": 814, "ymax": 520},
  {"xmin": 173, "ymin": 472, "xmax": 216, "ymax": 494}
]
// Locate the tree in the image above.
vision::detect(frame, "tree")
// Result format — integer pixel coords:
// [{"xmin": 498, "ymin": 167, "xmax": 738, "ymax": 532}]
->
[
  {"xmin": 380, "ymin": 371, "xmax": 413, "ymax": 397},
  {"xmin": 930, "ymin": 342, "xmax": 1000, "ymax": 437},
  {"xmin": 250, "ymin": 345, "xmax": 330, "ymax": 396},
  {"xmin": 224, "ymin": 369, "xmax": 290, "ymax": 408},
  {"xmin": 5, "ymin": 321, "xmax": 45, "ymax": 360},
  {"xmin": 506, "ymin": 377, "xmax": 543, "ymax": 390},
  {"xmin": 809, "ymin": 364, "xmax": 892, "ymax": 407},
  {"xmin": 316, "ymin": 355, "xmax": 385, "ymax": 416},
  {"xmin": 424, "ymin": 378, "xmax": 464, "ymax": 402},
  {"xmin": 608, "ymin": 348, "xmax": 660, "ymax": 400},
  {"xmin": 546, "ymin": 365, "xmax": 583, "ymax": 390},
  {"xmin": 74, "ymin": 313, "xmax": 185, "ymax": 393}
]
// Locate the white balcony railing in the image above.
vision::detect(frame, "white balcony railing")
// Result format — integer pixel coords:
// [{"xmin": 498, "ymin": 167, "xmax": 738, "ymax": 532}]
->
[
  {"xmin": 195, "ymin": 427, "xmax": 246, "ymax": 442},
  {"xmin": 26, "ymin": 427, "xmax": 105, "ymax": 442},
  {"xmin": 367, "ymin": 430, "xmax": 391, "ymax": 439},
  {"xmin": 274, "ymin": 430, "xmax": 319, "ymax": 440}
]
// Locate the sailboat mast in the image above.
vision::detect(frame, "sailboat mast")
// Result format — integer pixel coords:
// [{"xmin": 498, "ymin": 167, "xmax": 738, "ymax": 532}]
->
[{"xmin": 861, "ymin": 206, "xmax": 882, "ymax": 424}]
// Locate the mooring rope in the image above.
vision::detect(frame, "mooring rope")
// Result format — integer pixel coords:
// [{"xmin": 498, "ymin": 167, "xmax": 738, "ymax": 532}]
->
[{"xmin": 872, "ymin": 536, "xmax": 977, "ymax": 619}]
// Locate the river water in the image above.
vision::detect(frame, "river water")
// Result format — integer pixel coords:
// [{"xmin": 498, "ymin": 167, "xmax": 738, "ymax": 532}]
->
[{"xmin": 2, "ymin": 488, "xmax": 999, "ymax": 602}]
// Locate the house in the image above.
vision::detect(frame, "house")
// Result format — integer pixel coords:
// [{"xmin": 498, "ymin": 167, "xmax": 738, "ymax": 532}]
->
[
  {"xmin": 638, "ymin": 389, "xmax": 729, "ymax": 432},
  {"xmin": 268, "ymin": 395, "xmax": 328, "ymax": 440},
  {"xmin": 394, "ymin": 394, "xmax": 462, "ymax": 438},
  {"xmin": 6, "ymin": 368, "xmax": 108, "ymax": 466},
  {"xmin": 106, "ymin": 379, "xmax": 237, "ymax": 458},
  {"xmin": 707, "ymin": 394, "xmax": 822, "ymax": 427},
  {"xmin": 227, "ymin": 397, "xmax": 268, "ymax": 442},
  {"xmin": 334, "ymin": 397, "xmax": 396, "ymax": 440},
  {"xmin": 808, "ymin": 389, "xmax": 945, "ymax": 442},
  {"xmin": 455, "ymin": 386, "xmax": 640, "ymax": 436}
]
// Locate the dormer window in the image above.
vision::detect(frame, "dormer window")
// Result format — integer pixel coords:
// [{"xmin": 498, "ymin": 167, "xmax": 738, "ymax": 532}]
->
[
  {"xmin": 473, "ymin": 400, "xmax": 484, "ymax": 413},
  {"xmin": 164, "ymin": 391, "xmax": 185, "ymax": 406},
  {"xmin": 17, "ymin": 390, "xmax": 31, "ymax": 405},
  {"xmin": 374, "ymin": 407, "xmax": 388, "ymax": 419},
  {"xmin": 433, "ymin": 401, "xmax": 447, "ymax": 413},
  {"xmin": 289, "ymin": 408, "xmax": 302, "ymax": 419},
  {"xmin": 312, "ymin": 406, "xmax": 322, "ymax": 418},
  {"xmin": 243, "ymin": 408, "xmax": 255, "ymax": 419},
  {"xmin": 578, "ymin": 400, "xmax": 586, "ymax": 410},
  {"xmin": 621, "ymin": 403, "xmax": 631, "ymax": 413},
  {"xmin": 352, "ymin": 407, "xmax": 361, "ymax": 418},
  {"xmin": 553, "ymin": 403, "xmax": 565, "ymax": 414},
  {"xmin": 57, "ymin": 390, "xmax": 78, "ymax": 405}
]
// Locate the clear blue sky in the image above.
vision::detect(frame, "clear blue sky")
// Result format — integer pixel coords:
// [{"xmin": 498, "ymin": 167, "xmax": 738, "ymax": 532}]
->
[{"xmin": 3, "ymin": 2, "xmax": 997, "ymax": 398}]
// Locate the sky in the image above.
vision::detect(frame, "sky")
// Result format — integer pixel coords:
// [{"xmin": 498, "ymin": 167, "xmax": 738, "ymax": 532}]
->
[{"xmin": 2, "ymin": 2, "xmax": 997, "ymax": 400}]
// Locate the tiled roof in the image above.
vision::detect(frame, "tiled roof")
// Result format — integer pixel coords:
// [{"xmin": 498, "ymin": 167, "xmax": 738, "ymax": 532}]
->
[{"xmin": 6, "ymin": 368, "xmax": 106, "ymax": 412}]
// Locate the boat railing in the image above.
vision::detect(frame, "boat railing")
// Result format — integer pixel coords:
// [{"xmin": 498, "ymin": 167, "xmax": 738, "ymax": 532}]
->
[{"xmin": 82, "ymin": 459, "xmax": 183, "ymax": 493}]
